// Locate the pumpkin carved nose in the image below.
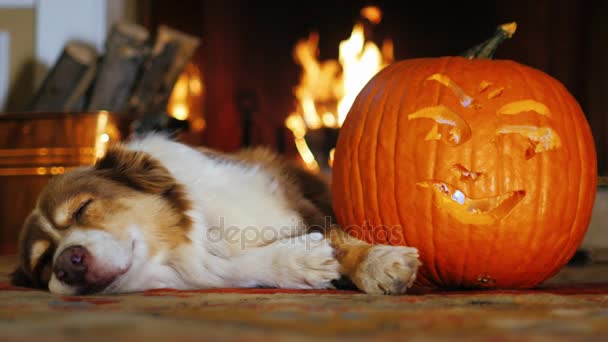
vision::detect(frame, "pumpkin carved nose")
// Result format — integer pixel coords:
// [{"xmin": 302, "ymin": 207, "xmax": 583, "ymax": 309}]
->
[{"xmin": 54, "ymin": 245, "xmax": 90, "ymax": 286}]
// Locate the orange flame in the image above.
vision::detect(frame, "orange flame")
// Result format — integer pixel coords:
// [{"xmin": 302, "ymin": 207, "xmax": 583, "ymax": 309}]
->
[
  {"xmin": 167, "ymin": 63, "xmax": 205, "ymax": 129},
  {"xmin": 286, "ymin": 8, "xmax": 393, "ymax": 171}
]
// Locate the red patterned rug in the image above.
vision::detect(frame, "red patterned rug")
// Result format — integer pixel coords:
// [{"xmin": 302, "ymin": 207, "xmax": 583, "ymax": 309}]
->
[{"xmin": 1, "ymin": 255, "xmax": 607, "ymax": 341}]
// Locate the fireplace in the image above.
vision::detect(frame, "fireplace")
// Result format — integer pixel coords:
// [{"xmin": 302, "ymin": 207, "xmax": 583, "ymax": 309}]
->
[{"xmin": 139, "ymin": 0, "xmax": 606, "ymax": 176}]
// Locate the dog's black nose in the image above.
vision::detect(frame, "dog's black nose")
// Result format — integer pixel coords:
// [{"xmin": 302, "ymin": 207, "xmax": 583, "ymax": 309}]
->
[{"xmin": 54, "ymin": 245, "xmax": 89, "ymax": 286}]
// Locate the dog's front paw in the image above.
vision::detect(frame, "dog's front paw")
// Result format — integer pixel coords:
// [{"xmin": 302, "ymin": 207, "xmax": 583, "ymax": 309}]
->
[
  {"xmin": 277, "ymin": 233, "xmax": 340, "ymax": 289},
  {"xmin": 352, "ymin": 245, "xmax": 421, "ymax": 295}
]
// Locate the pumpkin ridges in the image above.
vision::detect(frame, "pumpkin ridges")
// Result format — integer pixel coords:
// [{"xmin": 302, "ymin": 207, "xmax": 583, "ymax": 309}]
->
[
  {"xmin": 340, "ymin": 84, "xmax": 368, "ymax": 241},
  {"xmin": 362, "ymin": 65, "xmax": 406, "ymax": 243},
  {"xmin": 340, "ymin": 71, "xmax": 371, "ymax": 239},
  {"xmin": 380, "ymin": 61, "xmax": 412, "ymax": 246},
  {"xmin": 436, "ymin": 57, "xmax": 464, "ymax": 286},
  {"xmin": 506, "ymin": 62, "xmax": 582, "ymax": 286},
  {"xmin": 336, "ymin": 65, "xmax": 384, "ymax": 242},
  {"xmin": 474, "ymin": 60, "xmax": 507, "ymax": 285},
  {"xmin": 532, "ymin": 64, "xmax": 582, "ymax": 285},
  {"xmin": 394, "ymin": 60, "xmax": 432, "ymax": 284},
  {"xmin": 428, "ymin": 57, "xmax": 453, "ymax": 286},
  {"xmin": 482, "ymin": 61, "xmax": 534, "ymax": 287},
  {"xmin": 480, "ymin": 61, "xmax": 506, "ymax": 287},
  {"xmin": 394, "ymin": 60, "xmax": 440, "ymax": 285},
  {"xmin": 333, "ymin": 74, "xmax": 366, "ymax": 239},
  {"xmin": 460, "ymin": 59, "xmax": 489, "ymax": 286},
  {"xmin": 526, "ymin": 66, "xmax": 581, "ymax": 286},
  {"xmin": 342, "ymin": 87, "xmax": 369, "ymax": 240},
  {"xmin": 472, "ymin": 59, "xmax": 500, "ymax": 286},
  {"xmin": 410, "ymin": 58, "xmax": 439, "ymax": 282},
  {"xmin": 530, "ymin": 64, "xmax": 559, "ymax": 287},
  {"xmin": 482, "ymin": 62, "xmax": 510, "ymax": 286},
  {"xmin": 439, "ymin": 57, "xmax": 481, "ymax": 286},
  {"xmin": 478, "ymin": 59, "xmax": 572, "ymax": 286},
  {"xmin": 367, "ymin": 62, "xmax": 404, "ymax": 244},
  {"xmin": 504, "ymin": 61, "xmax": 531, "ymax": 286},
  {"xmin": 353, "ymin": 60, "xmax": 414, "ymax": 242},
  {"xmin": 390, "ymin": 61, "xmax": 423, "ymax": 248},
  {"xmin": 429, "ymin": 57, "xmax": 468, "ymax": 286},
  {"xmin": 542, "ymin": 69, "xmax": 577, "ymax": 284},
  {"xmin": 510, "ymin": 62, "xmax": 545, "ymax": 287},
  {"xmin": 495, "ymin": 63, "xmax": 565, "ymax": 287},
  {"xmin": 537, "ymin": 80, "xmax": 578, "ymax": 285},
  {"xmin": 459, "ymin": 59, "xmax": 480, "ymax": 287},
  {"xmin": 534, "ymin": 70, "xmax": 596, "ymax": 285}
]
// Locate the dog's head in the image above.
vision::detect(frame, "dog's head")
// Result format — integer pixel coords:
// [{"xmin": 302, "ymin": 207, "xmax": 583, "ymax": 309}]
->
[{"xmin": 11, "ymin": 146, "xmax": 192, "ymax": 294}]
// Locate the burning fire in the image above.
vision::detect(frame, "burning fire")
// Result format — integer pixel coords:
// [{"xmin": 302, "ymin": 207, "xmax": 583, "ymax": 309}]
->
[
  {"xmin": 286, "ymin": 6, "xmax": 393, "ymax": 171},
  {"xmin": 167, "ymin": 63, "xmax": 206, "ymax": 132}
]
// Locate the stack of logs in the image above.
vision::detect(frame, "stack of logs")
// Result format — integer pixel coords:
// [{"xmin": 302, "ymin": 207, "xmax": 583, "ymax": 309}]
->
[{"xmin": 27, "ymin": 23, "xmax": 200, "ymax": 132}]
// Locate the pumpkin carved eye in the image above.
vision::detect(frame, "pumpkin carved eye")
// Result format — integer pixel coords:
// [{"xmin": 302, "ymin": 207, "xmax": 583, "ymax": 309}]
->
[
  {"xmin": 407, "ymin": 105, "xmax": 472, "ymax": 145},
  {"xmin": 496, "ymin": 125, "xmax": 561, "ymax": 159},
  {"xmin": 495, "ymin": 99, "xmax": 561, "ymax": 159},
  {"xmin": 407, "ymin": 74, "xmax": 474, "ymax": 145}
]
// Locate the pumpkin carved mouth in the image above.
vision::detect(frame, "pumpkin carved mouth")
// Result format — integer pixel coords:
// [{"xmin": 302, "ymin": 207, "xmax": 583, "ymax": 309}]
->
[{"xmin": 416, "ymin": 181, "xmax": 525, "ymax": 225}]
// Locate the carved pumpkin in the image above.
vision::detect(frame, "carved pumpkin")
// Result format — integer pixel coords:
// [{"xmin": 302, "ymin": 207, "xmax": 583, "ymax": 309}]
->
[{"xmin": 332, "ymin": 23, "xmax": 597, "ymax": 288}]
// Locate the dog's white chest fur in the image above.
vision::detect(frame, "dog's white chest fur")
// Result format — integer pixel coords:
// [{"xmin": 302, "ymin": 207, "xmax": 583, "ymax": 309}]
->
[{"xmin": 127, "ymin": 136, "xmax": 307, "ymax": 256}]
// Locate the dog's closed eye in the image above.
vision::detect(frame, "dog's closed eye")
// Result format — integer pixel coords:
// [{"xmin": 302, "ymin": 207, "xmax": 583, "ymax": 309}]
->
[{"xmin": 72, "ymin": 199, "xmax": 93, "ymax": 221}]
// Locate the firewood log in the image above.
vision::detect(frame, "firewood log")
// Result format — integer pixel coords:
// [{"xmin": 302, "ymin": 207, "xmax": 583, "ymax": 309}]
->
[
  {"xmin": 27, "ymin": 42, "xmax": 97, "ymax": 111},
  {"xmin": 129, "ymin": 25, "xmax": 200, "ymax": 132},
  {"xmin": 87, "ymin": 23, "xmax": 150, "ymax": 112}
]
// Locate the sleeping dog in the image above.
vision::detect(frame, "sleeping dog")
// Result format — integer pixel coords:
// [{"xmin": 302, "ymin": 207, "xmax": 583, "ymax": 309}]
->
[{"xmin": 11, "ymin": 135, "xmax": 420, "ymax": 295}]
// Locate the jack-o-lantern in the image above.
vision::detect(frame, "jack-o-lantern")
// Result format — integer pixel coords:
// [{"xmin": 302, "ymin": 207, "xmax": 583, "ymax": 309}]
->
[{"xmin": 332, "ymin": 23, "xmax": 597, "ymax": 288}]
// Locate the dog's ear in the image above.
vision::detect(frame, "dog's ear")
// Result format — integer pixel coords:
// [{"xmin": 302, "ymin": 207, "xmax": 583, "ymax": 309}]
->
[
  {"xmin": 10, "ymin": 267, "xmax": 33, "ymax": 288},
  {"xmin": 13, "ymin": 212, "xmax": 52, "ymax": 289},
  {"xmin": 95, "ymin": 146, "xmax": 176, "ymax": 194}
]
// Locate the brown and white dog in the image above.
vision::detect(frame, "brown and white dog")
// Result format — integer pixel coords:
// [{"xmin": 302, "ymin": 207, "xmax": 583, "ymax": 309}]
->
[{"xmin": 11, "ymin": 135, "xmax": 420, "ymax": 295}]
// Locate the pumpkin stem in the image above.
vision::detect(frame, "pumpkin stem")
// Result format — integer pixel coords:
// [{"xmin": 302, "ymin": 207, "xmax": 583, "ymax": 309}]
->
[{"xmin": 461, "ymin": 22, "xmax": 517, "ymax": 59}]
